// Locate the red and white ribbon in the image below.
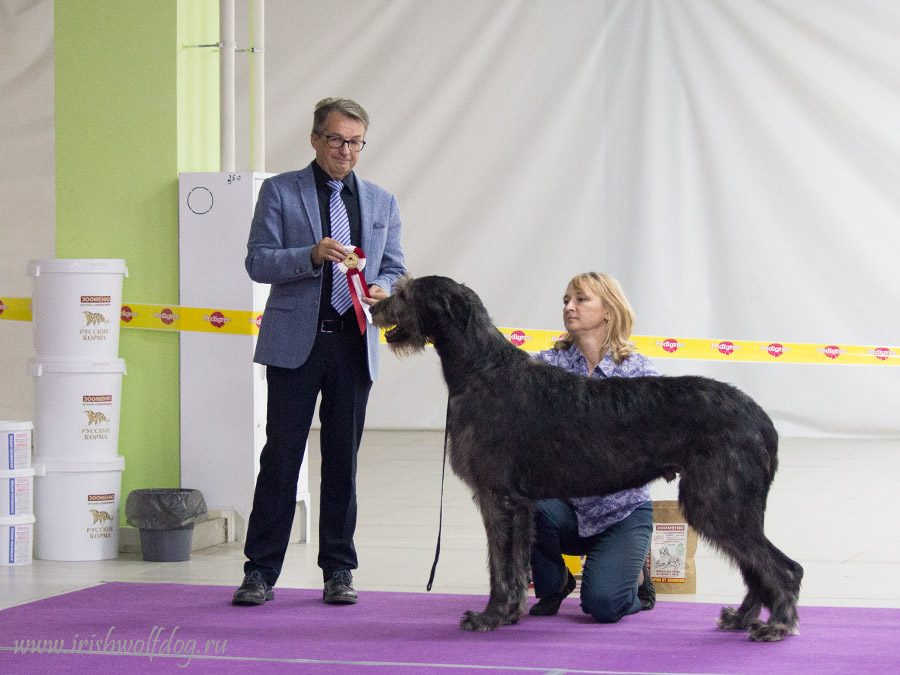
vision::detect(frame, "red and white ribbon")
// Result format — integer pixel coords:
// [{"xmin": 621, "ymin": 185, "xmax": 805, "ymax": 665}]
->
[{"xmin": 337, "ymin": 246, "xmax": 371, "ymax": 334}]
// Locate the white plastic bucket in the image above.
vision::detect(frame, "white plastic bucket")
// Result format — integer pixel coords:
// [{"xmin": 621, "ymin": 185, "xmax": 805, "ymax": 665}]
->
[
  {"xmin": 29, "ymin": 358, "xmax": 126, "ymax": 461},
  {"xmin": 0, "ymin": 514, "xmax": 36, "ymax": 565},
  {"xmin": 33, "ymin": 456, "xmax": 124, "ymax": 561},
  {"xmin": 1, "ymin": 467, "xmax": 35, "ymax": 517},
  {"xmin": 1, "ymin": 420, "xmax": 32, "ymax": 470},
  {"xmin": 27, "ymin": 258, "xmax": 128, "ymax": 359}
]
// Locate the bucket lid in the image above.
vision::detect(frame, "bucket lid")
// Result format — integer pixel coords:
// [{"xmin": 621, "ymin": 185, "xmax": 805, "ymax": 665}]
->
[
  {"xmin": 27, "ymin": 258, "xmax": 128, "ymax": 277},
  {"xmin": 0, "ymin": 514, "xmax": 36, "ymax": 525},
  {"xmin": 0, "ymin": 467, "xmax": 35, "ymax": 478},
  {"xmin": 28, "ymin": 358, "xmax": 127, "ymax": 376},
  {"xmin": 33, "ymin": 456, "xmax": 125, "ymax": 475},
  {"xmin": 0, "ymin": 421, "xmax": 33, "ymax": 431}
]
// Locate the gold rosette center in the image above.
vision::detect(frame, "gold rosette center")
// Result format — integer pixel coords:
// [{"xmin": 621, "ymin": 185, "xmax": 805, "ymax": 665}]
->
[{"xmin": 343, "ymin": 252, "xmax": 360, "ymax": 270}]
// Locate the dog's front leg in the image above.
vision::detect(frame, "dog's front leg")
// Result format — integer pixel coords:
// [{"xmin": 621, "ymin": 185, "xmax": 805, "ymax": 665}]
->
[{"xmin": 460, "ymin": 492, "xmax": 532, "ymax": 631}]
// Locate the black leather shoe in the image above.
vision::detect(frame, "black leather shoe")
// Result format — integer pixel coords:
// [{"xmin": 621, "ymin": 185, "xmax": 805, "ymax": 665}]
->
[
  {"xmin": 638, "ymin": 568, "xmax": 656, "ymax": 611},
  {"xmin": 530, "ymin": 569, "xmax": 576, "ymax": 616},
  {"xmin": 232, "ymin": 570, "xmax": 274, "ymax": 606},
  {"xmin": 323, "ymin": 570, "xmax": 358, "ymax": 605}
]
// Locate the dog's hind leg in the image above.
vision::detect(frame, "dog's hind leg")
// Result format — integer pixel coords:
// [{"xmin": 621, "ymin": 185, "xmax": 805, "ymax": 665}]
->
[
  {"xmin": 714, "ymin": 534, "xmax": 802, "ymax": 641},
  {"xmin": 715, "ymin": 539, "xmax": 767, "ymax": 634},
  {"xmin": 678, "ymin": 455, "xmax": 801, "ymax": 642},
  {"xmin": 460, "ymin": 491, "xmax": 534, "ymax": 631},
  {"xmin": 743, "ymin": 540, "xmax": 803, "ymax": 642},
  {"xmin": 683, "ymin": 505, "xmax": 802, "ymax": 640}
]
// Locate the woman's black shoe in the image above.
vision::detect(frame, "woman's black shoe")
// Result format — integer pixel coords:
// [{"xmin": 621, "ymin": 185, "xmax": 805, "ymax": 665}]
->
[
  {"xmin": 638, "ymin": 569, "xmax": 656, "ymax": 611},
  {"xmin": 530, "ymin": 570, "xmax": 577, "ymax": 616}
]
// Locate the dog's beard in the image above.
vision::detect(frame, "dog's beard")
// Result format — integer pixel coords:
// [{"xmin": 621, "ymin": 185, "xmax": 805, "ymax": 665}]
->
[
  {"xmin": 372, "ymin": 298, "xmax": 429, "ymax": 356},
  {"xmin": 384, "ymin": 325, "xmax": 428, "ymax": 356}
]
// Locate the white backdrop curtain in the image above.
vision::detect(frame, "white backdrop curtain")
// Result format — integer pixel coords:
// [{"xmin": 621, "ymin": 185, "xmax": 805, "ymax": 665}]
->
[{"xmin": 2, "ymin": 0, "xmax": 899, "ymax": 436}]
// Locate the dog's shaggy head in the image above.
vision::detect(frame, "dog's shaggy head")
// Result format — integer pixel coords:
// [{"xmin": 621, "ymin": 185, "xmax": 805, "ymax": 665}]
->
[{"xmin": 370, "ymin": 275, "xmax": 488, "ymax": 356}]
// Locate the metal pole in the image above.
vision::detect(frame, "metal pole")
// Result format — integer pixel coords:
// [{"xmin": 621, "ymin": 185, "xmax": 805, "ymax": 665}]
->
[
  {"xmin": 220, "ymin": 0, "xmax": 236, "ymax": 172},
  {"xmin": 250, "ymin": 0, "xmax": 266, "ymax": 172}
]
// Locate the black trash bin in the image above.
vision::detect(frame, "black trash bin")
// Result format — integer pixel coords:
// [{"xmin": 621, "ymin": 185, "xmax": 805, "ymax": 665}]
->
[{"xmin": 125, "ymin": 488, "xmax": 208, "ymax": 562}]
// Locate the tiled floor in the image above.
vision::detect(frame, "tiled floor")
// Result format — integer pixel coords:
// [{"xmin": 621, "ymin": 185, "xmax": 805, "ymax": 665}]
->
[{"xmin": 3, "ymin": 432, "xmax": 900, "ymax": 612}]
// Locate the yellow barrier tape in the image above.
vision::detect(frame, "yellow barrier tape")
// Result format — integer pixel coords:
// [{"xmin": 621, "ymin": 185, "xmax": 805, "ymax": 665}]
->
[
  {"xmin": 0, "ymin": 297, "xmax": 32, "ymax": 322},
  {"xmin": 497, "ymin": 329, "xmax": 900, "ymax": 366},
  {"xmin": 1, "ymin": 298, "xmax": 262, "ymax": 336},
  {"xmin": 118, "ymin": 302, "xmax": 262, "ymax": 336},
  {"xmin": 2, "ymin": 297, "xmax": 898, "ymax": 365}
]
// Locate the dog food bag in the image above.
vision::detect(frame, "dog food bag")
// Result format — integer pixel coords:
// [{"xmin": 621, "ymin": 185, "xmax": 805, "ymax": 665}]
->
[{"xmin": 647, "ymin": 500, "xmax": 698, "ymax": 594}]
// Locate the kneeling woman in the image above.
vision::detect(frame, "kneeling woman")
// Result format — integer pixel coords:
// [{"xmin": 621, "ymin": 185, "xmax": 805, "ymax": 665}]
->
[{"xmin": 530, "ymin": 272, "xmax": 657, "ymax": 622}]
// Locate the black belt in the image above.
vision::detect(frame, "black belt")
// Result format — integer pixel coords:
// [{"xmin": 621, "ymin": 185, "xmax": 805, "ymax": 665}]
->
[{"xmin": 319, "ymin": 318, "xmax": 348, "ymax": 333}]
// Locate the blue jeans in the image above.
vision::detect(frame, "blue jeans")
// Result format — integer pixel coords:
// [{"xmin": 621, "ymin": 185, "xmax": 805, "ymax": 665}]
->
[{"xmin": 531, "ymin": 499, "xmax": 653, "ymax": 623}]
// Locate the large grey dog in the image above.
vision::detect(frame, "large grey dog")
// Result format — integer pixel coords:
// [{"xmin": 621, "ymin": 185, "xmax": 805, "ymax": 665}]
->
[{"xmin": 370, "ymin": 276, "xmax": 802, "ymax": 641}]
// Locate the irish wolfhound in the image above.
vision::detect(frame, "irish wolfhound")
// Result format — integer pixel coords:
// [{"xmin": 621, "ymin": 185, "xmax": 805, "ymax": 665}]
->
[{"xmin": 370, "ymin": 276, "xmax": 802, "ymax": 641}]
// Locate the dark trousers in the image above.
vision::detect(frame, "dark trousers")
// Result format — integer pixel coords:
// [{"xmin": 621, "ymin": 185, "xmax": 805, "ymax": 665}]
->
[
  {"xmin": 531, "ymin": 499, "xmax": 652, "ymax": 623},
  {"xmin": 243, "ymin": 328, "xmax": 372, "ymax": 586}
]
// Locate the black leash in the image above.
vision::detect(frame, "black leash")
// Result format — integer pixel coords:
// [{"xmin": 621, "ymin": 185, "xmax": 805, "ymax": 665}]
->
[{"xmin": 426, "ymin": 398, "xmax": 451, "ymax": 591}]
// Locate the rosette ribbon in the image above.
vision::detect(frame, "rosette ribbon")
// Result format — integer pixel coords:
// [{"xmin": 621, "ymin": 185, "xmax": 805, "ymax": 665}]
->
[{"xmin": 337, "ymin": 246, "xmax": 371, "ymax": 334}]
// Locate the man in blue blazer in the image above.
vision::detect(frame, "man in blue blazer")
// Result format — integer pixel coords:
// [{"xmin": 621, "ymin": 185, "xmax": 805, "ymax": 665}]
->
[{"xmin": 233, "ymin": 98, "xmax": 406, "ymax": 607}]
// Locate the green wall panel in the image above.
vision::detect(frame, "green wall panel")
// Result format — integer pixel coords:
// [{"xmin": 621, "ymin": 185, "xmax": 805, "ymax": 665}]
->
[{"xmin": 54, "ymin": 1, "xmax": 219, "ymax": 522}]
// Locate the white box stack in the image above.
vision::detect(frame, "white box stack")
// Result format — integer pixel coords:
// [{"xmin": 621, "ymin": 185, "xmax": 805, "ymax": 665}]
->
[{"xmin": 0, "ymin": 421, "xmax": 34, "ymax": 565}]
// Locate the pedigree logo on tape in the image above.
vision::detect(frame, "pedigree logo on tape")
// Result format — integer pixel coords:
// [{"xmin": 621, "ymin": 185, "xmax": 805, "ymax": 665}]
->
[
  {"xmin": 121, "ymin": 305, "xmax": 137, "ymax": 323},
  {"xmin": 505, "ymin": 329, "xmax": 531, "ymax": 347},
  {"xmin": 712, "ymin": 340, "xmax": 740, "ymax": 356},
  {"xmin": 762, "ymin": 343, "xmax": 790, "ymax": 358},
  {"xmin": 0, "ymin": 299, "xmax": 7, "ymax": 316},
  {"xmin": 154, "ymin": 308, "xmax": 179, "ymax": 326},
  {"xmin": 205, "ymin": 311, "xmax": 231, "ymax": 328},
  {"xmin": 864, "ymin": 347, "xmax": 899, "ymax": 365},
  {"xmin": 658, "ymin": 338, "xmax": 683, "ymax": 354},
  {"xmin": 818, "ymin": 345, "xmax": 845, "ymax": 360}
]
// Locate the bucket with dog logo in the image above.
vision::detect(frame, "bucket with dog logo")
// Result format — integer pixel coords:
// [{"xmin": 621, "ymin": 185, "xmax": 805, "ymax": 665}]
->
[
  {"xmin": 29, "ymin": 358, "xmax": 126, "ymax": 462},
  {"xmin": 27, "ymin": 259, "xmax": 128, "ymax": 359},
  {"xmin": 33, "ymin": 456, "xmax": 124, "ymax": 561}
]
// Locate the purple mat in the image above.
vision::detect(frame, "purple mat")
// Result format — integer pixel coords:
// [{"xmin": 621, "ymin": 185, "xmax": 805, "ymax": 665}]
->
[{"xmin": 1, "ymin": 582, "xmax": 895, "ymax": 674}]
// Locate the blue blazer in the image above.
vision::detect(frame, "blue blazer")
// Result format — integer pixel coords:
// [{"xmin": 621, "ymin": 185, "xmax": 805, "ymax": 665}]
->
[{"xmin": 246, "ymin": 163, "xmax": 406, "ymax": 380}]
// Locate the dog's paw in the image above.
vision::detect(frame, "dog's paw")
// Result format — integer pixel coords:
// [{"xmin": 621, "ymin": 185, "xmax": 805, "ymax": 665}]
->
[
  {"xmin": 749, "ymin": 621, "xmax": 790, "ymax": 642},
  {"xmin": 716, "ymin": 606, "xmax": 763, "ymax": 632},
  {"xmin": 460, "ymin": 610, "xmax": 501, "ymax": 632},
  {"xmin": 716, "ymin": 607, "xmax": 744, "ymax": 631}
]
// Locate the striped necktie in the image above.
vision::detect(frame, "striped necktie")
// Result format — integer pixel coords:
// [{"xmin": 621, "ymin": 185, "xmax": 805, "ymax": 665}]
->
[{"xmin": 328, "ymin": 179, "xmax": 353, "ymax": 315}]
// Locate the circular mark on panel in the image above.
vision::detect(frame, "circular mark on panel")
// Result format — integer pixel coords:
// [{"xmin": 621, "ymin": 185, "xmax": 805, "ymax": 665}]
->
[{"xmin": 187, "ymin": 186, "xmax": 214, "ymax": 214}]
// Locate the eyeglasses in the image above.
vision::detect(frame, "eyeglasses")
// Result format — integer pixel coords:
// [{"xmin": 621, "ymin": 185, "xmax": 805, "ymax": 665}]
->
[{"xmin": 323, "ymin": 135, "xmax": 366, "ymax": 152}]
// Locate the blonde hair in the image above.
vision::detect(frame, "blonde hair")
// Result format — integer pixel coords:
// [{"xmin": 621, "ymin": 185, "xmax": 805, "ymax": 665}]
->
[{"xmin": 554, "ymin": 272, "xmax": 637, "ymax": 363}]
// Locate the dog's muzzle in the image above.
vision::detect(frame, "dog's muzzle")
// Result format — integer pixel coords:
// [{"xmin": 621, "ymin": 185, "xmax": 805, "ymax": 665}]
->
[{"xmin": 383, "ymin": 325, "xmax": 407, "ymax": 343}]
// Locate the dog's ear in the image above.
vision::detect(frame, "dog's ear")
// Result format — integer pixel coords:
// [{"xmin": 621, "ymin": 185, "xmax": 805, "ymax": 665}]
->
[
  {"xmin": 407, "ymin": 276, "xmax": 490, "ymax": 341},
  {"xmin": 401, "ymin": 276, "xmax": 451, "ymax": 337}
]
